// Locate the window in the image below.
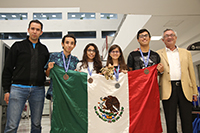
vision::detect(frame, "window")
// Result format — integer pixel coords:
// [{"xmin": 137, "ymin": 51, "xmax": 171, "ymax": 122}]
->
[
  {"xmin": 33, "ymin": 13, "xmax": 62, "ymax": 20},
  {"xmin": 0, "ymin": 33, "xmax": 27, "ymax": 39},
  {"xmin": 0, "ymin": 13, "xmax": 27, "ymax": 20},
  {"xmin": 102, "ymin": 31, "xmax": 116, "ymax": 38},
  {"xmin": 40, "ymin": 32, "xmax": 62, "ymax": 39},
  {"xmin": 0, "ymin": 32, "xmax": 62, "ymax": 40},
  {"xmin": 68, "ymin": 13, "xmax": 96, "ymax": 20},
  {"xmin": 68, "ymin": 31, "xmax": 96, "ymax": 38},
  {"xmin": 100, "ymin": 13, "xmax": 117, "ymax": 19}
]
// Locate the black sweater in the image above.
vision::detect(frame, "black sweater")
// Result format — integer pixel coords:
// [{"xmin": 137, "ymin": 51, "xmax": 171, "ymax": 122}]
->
[{"xmin": 2, "ymin": 36, "xmax": 49, "ymax": 92}]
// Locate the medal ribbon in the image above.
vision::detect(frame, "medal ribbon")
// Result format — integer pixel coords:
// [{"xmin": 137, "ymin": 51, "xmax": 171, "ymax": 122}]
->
[
  {"xmin": 139, "ymin": 48, "xmax": 150, "ymax": 67},
  {"xmin": 87, "ymin": 64, "xmax": 93, "ymax": 76},
  {"xmin": 113, "ymin": 65, "xmax": 120, "ymax": 82},
  {"xmin": 62, "ymin": 51, "xmax": 71, "ymax": 73}
]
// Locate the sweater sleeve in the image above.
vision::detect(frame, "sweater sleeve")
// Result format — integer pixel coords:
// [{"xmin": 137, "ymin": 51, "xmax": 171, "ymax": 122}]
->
[{"xmin": 2, "ymin": 43, "xmax": 18, "ymax": 93}]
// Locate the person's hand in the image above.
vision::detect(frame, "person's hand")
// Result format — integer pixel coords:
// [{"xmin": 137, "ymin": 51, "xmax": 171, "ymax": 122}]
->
[
  {"xmin": 4, "ymin": 93, "xmax": 10, "ymax": 104},
  {"xmin": 157, "ymin": 63, "xmax": 164, "ymax": 73},
  {"xmin": 133, "ymin": 48, "xmax": 139, "ymax": 51},
  {"xmin": 121, "ymin": 69, "xmax": 128, "ymax": 74},
  {"xmin": 48, "ymin": 62, "xmax": 55, "ymax": 70},
  {"xmin": 193, "ymin": 95, "xmax": 198, "ymax": 102}
]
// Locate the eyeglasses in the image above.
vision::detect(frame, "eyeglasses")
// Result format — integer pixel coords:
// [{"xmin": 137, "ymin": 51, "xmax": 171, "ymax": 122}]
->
[
  {"xmin": 139, "ymin": 34, "xmax": 149, "ymax": 38},
  {"xmin": 111, "ymin": 51, "xmax": 120, "ymax": 54},
  {"xmin": 87, "ymin": 49, "xmax": 96, "ymax": 53},
  {"xmin": 163, "ymin": 34, "xmax": 176, "ymax": 38}
]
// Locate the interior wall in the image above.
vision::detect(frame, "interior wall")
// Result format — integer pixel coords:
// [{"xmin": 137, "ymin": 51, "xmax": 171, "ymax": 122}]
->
[{"xmin": 0, "ymin": 8, "xmax": 124, "ymax": 59}]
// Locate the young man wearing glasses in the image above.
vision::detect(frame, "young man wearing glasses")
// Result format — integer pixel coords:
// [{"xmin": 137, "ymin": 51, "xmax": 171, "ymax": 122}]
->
[{"xmin": 127, "ymin": 29, "xmax": 164, "ymax": 72}]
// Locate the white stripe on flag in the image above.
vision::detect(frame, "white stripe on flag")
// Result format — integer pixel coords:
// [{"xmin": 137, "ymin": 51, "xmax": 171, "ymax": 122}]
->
[{"xmin": 88, "ymin": 73, "xmax": 129, "ymax": 133}]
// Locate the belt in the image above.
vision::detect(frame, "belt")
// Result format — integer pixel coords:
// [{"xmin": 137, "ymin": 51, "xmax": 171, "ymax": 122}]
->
[{"xmin": 171, "ymin": 80, "xmax": 181, "ymax": 86}]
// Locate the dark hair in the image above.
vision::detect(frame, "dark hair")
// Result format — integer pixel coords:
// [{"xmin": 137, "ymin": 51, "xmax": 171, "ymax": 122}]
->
[
  {"xmin": 106, "ymin": 44, "xmax": 127, "ymax": 70},
  {"xmin": 62, "ymin": 34, "xmax": 77, "ymax": 45},
  {"xmin": 137, "ymin": 29, "xmax": 151, "ymax": 39},
  {"xmin": 28, "ymin": 20, "xmax": 43, "ymax": 31},
  {"xmin": 80, "ymin": 43, "xmax": 102, "ymax": 73}
]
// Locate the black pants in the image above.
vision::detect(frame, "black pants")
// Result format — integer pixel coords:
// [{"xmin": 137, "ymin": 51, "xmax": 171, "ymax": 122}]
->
[{"xmin": 162, "ymin": 81, "xmax": 193, "ymax": 133}]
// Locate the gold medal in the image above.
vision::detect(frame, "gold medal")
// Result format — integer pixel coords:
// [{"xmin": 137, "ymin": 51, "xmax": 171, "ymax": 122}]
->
[
  {"xmin": 88, "ymin": 77, "xmax": 93, "ymax": 83},
  {"xmin": 63, "ymin": 74, "xmax": 69, "ymax": 80},
  {"xmin": 144, "ymin": 69, "xmax": 149, "ymax": 74}
]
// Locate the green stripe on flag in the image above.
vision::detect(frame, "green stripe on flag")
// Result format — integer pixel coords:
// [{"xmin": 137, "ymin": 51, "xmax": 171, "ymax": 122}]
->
[{"xmin": 50, "ymin": 65, "xmax": 88, "ymax": 133}]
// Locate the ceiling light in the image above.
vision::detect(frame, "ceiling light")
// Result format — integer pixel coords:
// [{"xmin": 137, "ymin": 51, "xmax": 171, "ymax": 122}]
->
[
  {"xmin": 42, "ymin": 15, "xmax": 46, "ymax": 17},
  {"xmin": 100, "ymin": 15, "xmax": 104, "ymax": 17},
  {"xmin": 1, "ymin": 15, "xmax": 6, "ymax": 17},
  {"xmin": 91, "ymin": 15, "xmax": 95, "ymax": 17},
  {"xmin": 72, "ymin": 15, "xmax": 76, "ymax": 17},
  {"xmin": 34, "ymin": 15, "xmax": 36, "ymax": 17},
  {"xmin": 109, "ymin": 14, "xmax": 114, "ymax": 17},
  {"xmin": 52, "ymin": 15, "xmax": 56, "ymax": 17},
  {"xmin": 12, "ymin": 15, "xmax": 16, "ymax": 17},
  {"xmin": 151, "ymin": 36, "xmax": 162, "ymax": 41},
  {"xmin": 81, "ymin": 14, "xmax": 85, "ymax": 17},
  {"xmin": 164, "ymin": 20, "xmax": 184, "ymax": 27}
]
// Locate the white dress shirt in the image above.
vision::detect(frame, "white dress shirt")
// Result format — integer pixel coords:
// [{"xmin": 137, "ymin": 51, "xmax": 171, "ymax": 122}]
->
[{"xmin": 166, "ymin": 46, "xmax": 181, "ymax": 81}]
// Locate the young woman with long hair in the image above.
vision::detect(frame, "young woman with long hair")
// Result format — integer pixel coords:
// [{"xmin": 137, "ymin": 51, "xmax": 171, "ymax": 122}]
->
[
  {"xmin": 106, "ymin": 44, "xmax": 127, "ymax": 73},
  {"xmin": 76, "ymin": 43, "xmax": 102, "ymax": 75}
]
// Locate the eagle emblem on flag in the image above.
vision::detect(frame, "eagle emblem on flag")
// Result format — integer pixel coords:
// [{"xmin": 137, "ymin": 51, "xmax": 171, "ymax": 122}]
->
[{"xmin": 94, "ymin": 95, "xmax": 124, "ymax": 123}]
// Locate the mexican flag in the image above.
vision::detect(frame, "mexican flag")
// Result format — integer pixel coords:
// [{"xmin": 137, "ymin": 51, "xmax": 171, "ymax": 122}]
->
[{"xmin": 50, "ymin": 64, "xmax": 162, "ymax": 133}]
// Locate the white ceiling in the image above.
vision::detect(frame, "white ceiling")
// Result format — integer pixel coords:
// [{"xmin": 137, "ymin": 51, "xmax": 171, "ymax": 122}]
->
[{"xmin": 1, "ymin": 0, "xmax": 200, "ymax": 59}]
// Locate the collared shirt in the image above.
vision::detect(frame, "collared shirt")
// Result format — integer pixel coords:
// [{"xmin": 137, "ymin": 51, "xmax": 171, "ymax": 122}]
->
[
  {"xmin": 166, "ymin": 46, "xmax": 181, "ymax": 80},
  {"xmin": 44, "ymin": 51, "xmax": 79, "ymax": 98},
  {"xmin": 44, "ymin": 51, "xmax": 79, "ymax": 70}
]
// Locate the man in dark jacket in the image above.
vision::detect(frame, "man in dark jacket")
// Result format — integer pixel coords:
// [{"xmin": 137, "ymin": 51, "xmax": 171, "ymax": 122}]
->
[{"xmin": 2, "ymin": 20, "xmax": 49, "ymax": 133}]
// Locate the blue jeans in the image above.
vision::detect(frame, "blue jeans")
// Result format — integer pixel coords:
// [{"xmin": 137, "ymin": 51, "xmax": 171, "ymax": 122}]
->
[{"xmin": 4, "ymin": 85, "xmax": 45, "ymax": 133}]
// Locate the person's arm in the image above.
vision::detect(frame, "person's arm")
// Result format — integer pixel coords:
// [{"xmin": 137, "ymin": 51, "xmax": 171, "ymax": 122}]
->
[
  {"xmin": 187, "ymin": 51, "xmax": 198, "ymax": 96},
  {"xmin": 121, "ymin": 69, "xmax": 128, "ymax": 74},
  {"xmin": 156, "ymin": 53, "xmax": 164, "ymax": 74},
  {"xmin": 4, "ymin": 93, "xmax": 10, "ymax": 104},
  {"xmin": 127, "ymin": 53, "xmax": 134, "ymax": 71},
  {"xmin": 193, "ymin": 95, "xmax": 198, "ymax": 102},
  {"xmin": 2, "ymin": 43, "xmax": 18, "ymax": 103},
  {"xmin": 46, "ymin": 62, "xmax": 55, "ymax": 77},
  {"xmin": 157, "ymin": 63, "xmax": 164, "ymax": 74}
]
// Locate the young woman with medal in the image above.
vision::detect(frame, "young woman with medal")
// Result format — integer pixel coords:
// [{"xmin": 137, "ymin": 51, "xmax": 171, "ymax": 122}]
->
[
  {"xmin": 106, "ymin": 44, "xmax": 128, "ymax": 89},
  {"xmin": 76, "ymin": 43, "xmax": 102, "ymax": 83}
]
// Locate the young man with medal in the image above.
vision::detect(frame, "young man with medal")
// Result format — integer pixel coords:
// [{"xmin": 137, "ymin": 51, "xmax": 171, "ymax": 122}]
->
[
  {"xmin": 127, "ymin": 29, "xmax": 164, "ymax": 73},
  {"xmin": 2, "ymin": 20, "xmax": 49, "ymax": 133},
  {"xmin": 45, "ymin": 34, "xmax": 79, "ymax": 98}
]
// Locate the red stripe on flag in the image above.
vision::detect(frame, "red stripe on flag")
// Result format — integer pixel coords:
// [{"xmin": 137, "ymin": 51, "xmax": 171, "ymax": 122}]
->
[{"xmin": 128, "ymin": 65, "xmax": 162, "ymax": 133}]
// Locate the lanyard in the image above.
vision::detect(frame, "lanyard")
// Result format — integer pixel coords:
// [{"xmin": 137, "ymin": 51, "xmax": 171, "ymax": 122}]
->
[
  {"xmin": 87, "ymin": 63, "xmax": 93, "ymax": 76},
  {"xmin": 113, "ymin": 65, "xmax": 120, "ymax": 82},
  {"xmin": 139, "ymin": 48, "xmax": 150, "ymax": 67},
  {"xmin": 62, "ymin": 51, "xmax": 71, "ymax": 73}
]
